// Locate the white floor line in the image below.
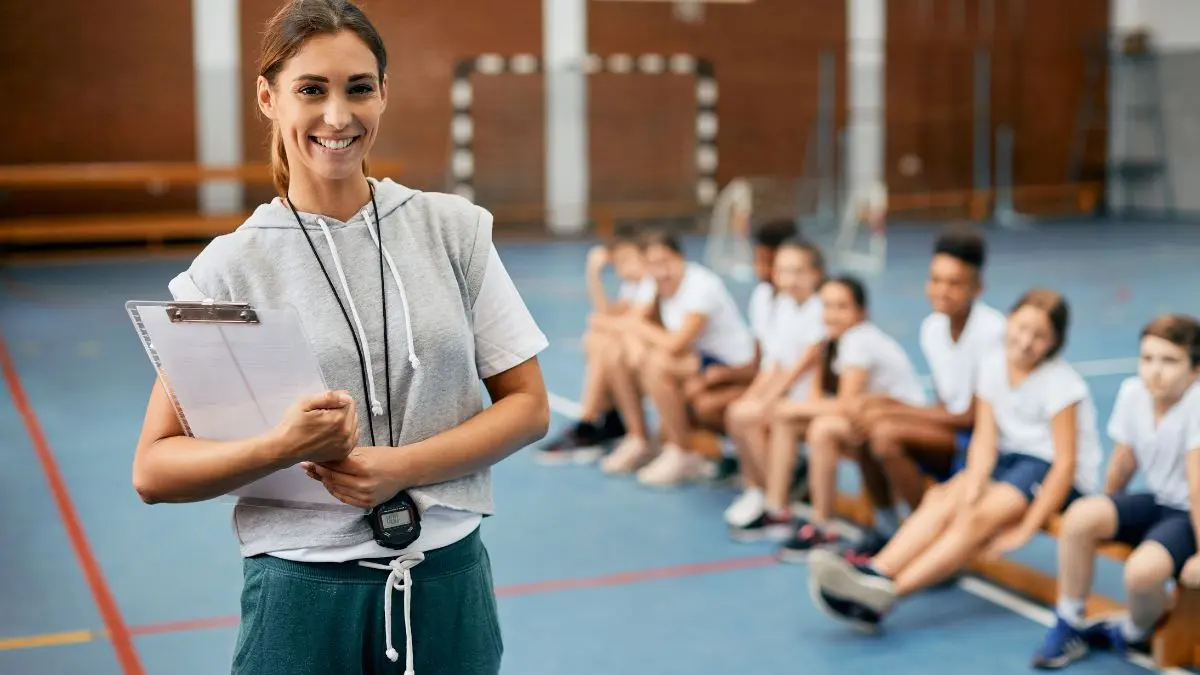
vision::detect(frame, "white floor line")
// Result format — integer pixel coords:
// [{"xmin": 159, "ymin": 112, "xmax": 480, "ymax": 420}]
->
[{"xmin": 543, "ymin": 354, "xmax": 1193, "ymax": 675}]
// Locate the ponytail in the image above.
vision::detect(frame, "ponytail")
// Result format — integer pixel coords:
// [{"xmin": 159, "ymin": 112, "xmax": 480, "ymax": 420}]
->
[
  {"xmin": 269, "ymin": 122, "xmax": 290, "ymax": 199},
  {"xmin": 819, "ymin": 339, "xmax": 839, "ymax": 396}
]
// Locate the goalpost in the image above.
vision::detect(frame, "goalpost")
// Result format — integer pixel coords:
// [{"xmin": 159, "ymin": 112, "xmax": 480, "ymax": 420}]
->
[{"xmin": 704, "ymin": 176, "xmax": 887, "ymax": 278}]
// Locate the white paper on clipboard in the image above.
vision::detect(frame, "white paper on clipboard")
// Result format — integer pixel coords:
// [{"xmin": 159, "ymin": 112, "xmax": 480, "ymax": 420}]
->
[{"xmin": 126, "ymin": 299, "xmax": 364, "ymax": 514}]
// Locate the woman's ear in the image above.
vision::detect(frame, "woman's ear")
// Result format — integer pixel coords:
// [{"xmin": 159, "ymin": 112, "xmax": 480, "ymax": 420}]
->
[
  {"xmin": 379, "ymin": 73, "xmax": 389, "ymax": 114},
  {"xmin": 257, "ymin": 76, "xmax": 276, "ymax": 120}
]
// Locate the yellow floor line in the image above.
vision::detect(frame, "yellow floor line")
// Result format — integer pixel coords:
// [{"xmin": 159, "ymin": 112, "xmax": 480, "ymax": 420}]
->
[{"xmin": 0, "ymin": 629, "xmax": 96, "ymax": 651}]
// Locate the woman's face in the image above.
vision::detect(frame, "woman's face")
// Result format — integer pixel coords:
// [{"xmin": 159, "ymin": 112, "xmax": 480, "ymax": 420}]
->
[
  {"xmin": 1138, "ymin": 335, "xmax": 1197, "ymax": 403},
  {"xmin": 819, "ymin": 281, "xmax": 863, "ymax": 338},
  {"xmin": 258, "ymin": 30, "xmax": 386, "ymax": 188},
  {"xmin": 1006, "ymin": 304, "xmax": 1057, "ymax": 370},
  {"xmin": 772, "ymin": 247, "xmax": 821, "ymax": 303}
]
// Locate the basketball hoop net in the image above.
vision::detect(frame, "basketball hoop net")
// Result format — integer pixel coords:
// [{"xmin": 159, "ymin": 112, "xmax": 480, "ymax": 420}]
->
[{"xmin": 673, "ymin": 1, "xmax": 705, "ymax": 23}]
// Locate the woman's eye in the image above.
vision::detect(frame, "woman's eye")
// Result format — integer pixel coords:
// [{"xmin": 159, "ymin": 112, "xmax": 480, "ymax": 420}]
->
[
  {"xmin": 350, "ymin": 85, "xmax": 375, "ymax": 95},
  {"xmin": 299, "ymin": 85, "xmax": 323, "ymax": 96}
]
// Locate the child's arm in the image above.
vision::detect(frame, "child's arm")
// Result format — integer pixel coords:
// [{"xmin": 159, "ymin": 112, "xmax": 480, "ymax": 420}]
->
[
  {"xmin": 986, "ymin": 403, "xmax": 1080, "ymax": 558},
  {"xmin": 1181, "ymin": 438, "xmax": 1200, "ymax": 587},
  {"xmin": 585, "ymin": 246, "xmax": 614, "ymax": 314},
  {"xmin": 625, "ymin": 312, "xmax": 706, "ymax": 357},
  {"xmin": 1102, "ymin": 443, "xmax": 1138, "ymax": 495},
  {"xmin": 755, "ymin": 342, "xmax": 821, "ymax": 402},
  {"xmin": 959, "ymin": 396, "xmax": 999, "ymax": 508}
]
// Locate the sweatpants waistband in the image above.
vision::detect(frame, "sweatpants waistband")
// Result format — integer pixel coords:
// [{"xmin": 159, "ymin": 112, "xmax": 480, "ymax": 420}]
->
[{"xmin": 247, "ymin": 527, "xmax": 484, "ymax": 584}]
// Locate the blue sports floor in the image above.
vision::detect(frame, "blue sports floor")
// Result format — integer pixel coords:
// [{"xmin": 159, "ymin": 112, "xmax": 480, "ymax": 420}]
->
[{"xmin": 2, "ymin": 219, "xmax": 1199, "ymax": 675}]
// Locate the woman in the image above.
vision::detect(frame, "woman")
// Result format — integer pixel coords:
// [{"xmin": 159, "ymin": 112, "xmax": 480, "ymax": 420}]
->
[{"xmin": 131, "ymin": 1, "xmax": 549, "ymax": 673}]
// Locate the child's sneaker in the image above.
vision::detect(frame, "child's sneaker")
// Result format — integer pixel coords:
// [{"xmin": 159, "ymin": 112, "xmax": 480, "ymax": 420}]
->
[
  {"xmin": 1030, "ymin": 617, "xmax": 1088, "ymax": 669},
  {"xmin": 729, "ymin": 509, "xmax": 794, "ymax": 543},
  {"xmin": 777, "ymin": 522, "xmax": 840, "ymax": 563}
]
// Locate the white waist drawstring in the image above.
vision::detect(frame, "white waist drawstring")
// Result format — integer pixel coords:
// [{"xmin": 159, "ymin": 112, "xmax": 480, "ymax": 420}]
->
[
  {"xmin": 359, "ymin": 552, "xmax": 425, "ymax": 674},
  {"xmin": 316, "ymin": 218, "xmax": 385, "ymax": 416},
  {"xmin": 362, "ymin": 207, "xmax": 420, "ymax": 369}
]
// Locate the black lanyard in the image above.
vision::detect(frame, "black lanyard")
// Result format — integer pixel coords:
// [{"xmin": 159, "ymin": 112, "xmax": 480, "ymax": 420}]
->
[{"xmin": 285, "ymin": 182, "xmax": 395, "ymax": 449}]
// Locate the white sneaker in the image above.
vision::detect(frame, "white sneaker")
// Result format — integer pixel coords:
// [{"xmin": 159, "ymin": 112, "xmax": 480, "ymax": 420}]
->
[
  {"xmin": 637, "ymin": 445, "xmax": 707, "ymax": 486},
  {"xmin": 724, "ymin": 487, "xmax": 766, "ymax": 527},
  {"xmin": 600, "ymin": 436, "xmax": 655, "ymax": 474}
]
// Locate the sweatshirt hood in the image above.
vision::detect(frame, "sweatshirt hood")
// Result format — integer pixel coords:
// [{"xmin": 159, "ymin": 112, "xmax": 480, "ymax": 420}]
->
[{"xmin": 240, "ymin": 178, "xmax": 421, "ymax": 231}]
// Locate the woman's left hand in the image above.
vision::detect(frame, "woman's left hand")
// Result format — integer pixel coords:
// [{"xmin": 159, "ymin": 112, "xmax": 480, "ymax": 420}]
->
[
  {"xmin": 302, "ymin": 447, "xmax": 404, "ymax": 509},
  {"xmin": 981, "ymin": 525, "xmax": 1035, "ymax": 560}
]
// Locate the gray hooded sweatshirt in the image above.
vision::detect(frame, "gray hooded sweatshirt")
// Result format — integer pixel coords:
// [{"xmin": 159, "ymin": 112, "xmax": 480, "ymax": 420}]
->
[{"xmin": 169, "ymin": 179, "xmax": 494, "ymax": 557}]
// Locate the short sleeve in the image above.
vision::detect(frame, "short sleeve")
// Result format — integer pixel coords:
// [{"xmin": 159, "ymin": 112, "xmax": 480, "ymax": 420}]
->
[
  {"xmin": 472, "ymin": 245, "xmax": 549, "ymax": 379},
  {"xmin": 835, "ymin": 327, "xmax": 874, "ymax": 371},
  {"xmin": 974, "ymin": 350, "xmax": 1004, "ymax": 403},
  {"xmin": 167, "ymin": 272, "xmax": 206, "ymax": 301},
  {"xmin": 633, "ymin": 278, "xmax": 657, "ymax": 304},
  {"xmin": 675, "ymin": 272, "xmax": 721, "ymax": 317},
  {"xmin": 1185, "ymin": 399, "xmax": 1200, "ymax": 451},
  {"xmin": 1039, "ymin": 361, "xmax": 1090, "ymax": 418},
  {"xmin": 1106, "ymin": 378, "xmax": 1139, "ymax": 446},
  {"xmin": 464, "ymin": 204, "xmax": 495, "ymax": 309}
]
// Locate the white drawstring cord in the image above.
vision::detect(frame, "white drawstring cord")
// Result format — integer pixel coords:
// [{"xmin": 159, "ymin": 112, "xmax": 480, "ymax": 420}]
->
[
  {"xmin": 362, "ymin": 207, "xmax": 420, "ymax": 368},
  {"xmin": 316, "ymin": 218, "xmax": 385, "ymax": 416},
  {"xmin": 359, "ymin": 552, "xmax": 425, "ymax": 674}
]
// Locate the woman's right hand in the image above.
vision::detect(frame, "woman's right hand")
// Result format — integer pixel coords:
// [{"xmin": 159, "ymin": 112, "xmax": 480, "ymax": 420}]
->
[{"xmin": 274, "ymin": 391, "xmax": 359, "ymax": 464}]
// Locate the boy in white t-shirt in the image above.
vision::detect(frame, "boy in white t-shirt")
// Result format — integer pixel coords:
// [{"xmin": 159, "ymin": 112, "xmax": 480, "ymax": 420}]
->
[
  {"xmin": 600, "ymin": 231, "xmax": 756, "ymax": 486},
  {"xmin": 807, "ymin": 288, "xmax": 1103, "ymax": 632},
  {"xmin": 1032, "ymin": 314, "xmax": 1200, "ymax": 669},
  {"xmin": 686, "ymin": 219, "xmax": 799, "ymax": 449},
  {"xmin": 722, "ymin": 238, "xmax": 827, "ymax": 528},
  {"xmin": 848, "ymin": 225, "xmax": 1007, "ymax": 555},
  {"xmin": 536, "ymin": 235, "xmax": 656, "ymax": 464}
]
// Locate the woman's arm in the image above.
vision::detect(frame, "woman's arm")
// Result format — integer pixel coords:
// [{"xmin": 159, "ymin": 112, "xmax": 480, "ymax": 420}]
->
[
  {"xmin": 307, "ymin": 358, "xmax": 549, "ymax": 508},
  {"xmin": 1103, "ymin": 443, "xmax": 1138, "ymax": 495},
  {"xmin": 132, "ymin": 380, "xmax": 358, "ymax": 504},
  {"xmin": 1188, "ymin": 446, "xmax": 1200, "ymax": 554},
  {"xmin": 960, "ymin": 398, "xmax": 1000, "ymax": 500}
]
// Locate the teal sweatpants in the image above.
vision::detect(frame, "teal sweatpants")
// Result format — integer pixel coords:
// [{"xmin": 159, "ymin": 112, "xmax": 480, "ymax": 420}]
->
[{"xmin": 232, "ymin": 528, "xmax": 503, "ymax": 674}]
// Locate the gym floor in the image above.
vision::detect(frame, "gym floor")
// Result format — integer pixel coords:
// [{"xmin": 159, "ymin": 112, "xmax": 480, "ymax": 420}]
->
[{"xmin": 2, "ymin": 218, "xmax": 1199, "ymax": 675}]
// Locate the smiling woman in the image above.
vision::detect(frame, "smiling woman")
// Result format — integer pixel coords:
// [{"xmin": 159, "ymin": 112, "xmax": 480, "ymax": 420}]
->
[{"xmin": 130, "ymin": 1, "xmax": 550, "ymax": 673}]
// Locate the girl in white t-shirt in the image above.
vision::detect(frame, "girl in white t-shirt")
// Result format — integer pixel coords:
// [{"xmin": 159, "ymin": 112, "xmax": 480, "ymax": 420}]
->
[
  {"xmin": 600, "ymin": 232, "xmax": 756, "ymax": 485},
  {"xmin": 723, "ymin": 238, "xmax": 827, "ymax": 528},
  {"xmin": 1032, "ymin": 314, "xmax": 1200, "ymax": 668},
  {"xmin": 730, "ymin": 275, "xmax": 925, "ymax": 546},
  {"xmin": 536, "ymin": 236, "xmax": 656, "ymax": 465},
  {"xmin": 807, "ymin": 288, "xmax": 1103, "ymax": 632}
]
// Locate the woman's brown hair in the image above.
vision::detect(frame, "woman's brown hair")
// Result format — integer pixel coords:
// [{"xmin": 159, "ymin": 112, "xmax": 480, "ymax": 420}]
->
[
  {"xmin": 258, "ymin": 0, "xmax": 387, "ymax": 197},
  {"xmin": 1010, "ymin": 288, "xmax": 1070, "ymax": 360},
  {"xmin": 1141, "ymin": 313, "xmax": 1200, "ymax": 367}
]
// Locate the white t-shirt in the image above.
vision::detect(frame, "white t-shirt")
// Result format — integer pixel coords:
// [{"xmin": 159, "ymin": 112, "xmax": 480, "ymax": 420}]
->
[
  {"xmin": 617, "ymin": 277, "xmax": 656, "ymax": 306},
  {"xmin": 173, "ymin": 244, "xmax": 548, "ymax": 563},
  {"xmin": 761, "ymin": 294, "xmax": 825, "ymax": 398},
  {"xmin": 919, "ymin": 301, "xmax": 1007, "ymax": 415},
  {"xmin": 975, "ymin": 351, "xmax": 1102, "ymax": 494},
  {"xmin": 834, "ymin": 322, "xmax": 926, "ymax": 405},
  {"xmin": 747, "ymin": 282, "xmax": 775, "ymax": 344},
  {"xmin": 1108, "ymin": 378, "xmax": 1200, "ymax": 511},
  {"xmin": 658, "ymin": 262, "xmax": 756, "ymax": 366}
]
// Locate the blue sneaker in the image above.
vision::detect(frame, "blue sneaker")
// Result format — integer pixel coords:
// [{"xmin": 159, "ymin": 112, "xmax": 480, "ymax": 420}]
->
[
  {"xmin": 1079, "ymin": 616, "xmax": 1150, "ymax": 657},
  {"xmin": 1031, "ymin": 617, "xmax": 1088, "ymax": 669}
]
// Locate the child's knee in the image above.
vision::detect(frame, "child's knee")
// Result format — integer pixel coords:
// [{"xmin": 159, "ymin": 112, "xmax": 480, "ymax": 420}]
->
[
  {"xmin": 1124, "ymin": 543, "xmax": 1175, "ymax": 594},
  {"xmin": 1060, "ymin": 496, "xmax": 1115, "ymax": 541},
  {"xmin": 867, "ymin": 421, "xmax": 904, "ymax": 459},
  {"xmin": 806, "ymin": 415, "xmax": 847, "ymax": 448}
]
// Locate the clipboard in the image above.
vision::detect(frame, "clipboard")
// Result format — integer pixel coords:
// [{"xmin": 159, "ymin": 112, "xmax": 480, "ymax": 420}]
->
[{"xmin": 126, "ymin": 299, "xmax": 365, "ymax": 514}]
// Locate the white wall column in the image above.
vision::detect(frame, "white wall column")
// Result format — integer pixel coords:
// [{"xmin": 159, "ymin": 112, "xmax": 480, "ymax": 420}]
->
[
  {"xmin": 192, "ymin": 0, "xmax": 243, "ymax": 213},
  {"xmin": 846, "ymin": 0, "xmax": 885, "ymax": 202},
  {"xmin": 543, "ymin": 0, "xmax": 589, "ymax": 234}
]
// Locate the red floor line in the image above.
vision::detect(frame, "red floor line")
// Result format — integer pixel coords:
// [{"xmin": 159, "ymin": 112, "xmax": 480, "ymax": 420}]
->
[
  {"xmin": 120, "ymin": 553, "xmax": 778, "ymax": 638},
  {"xmin": 0, "ymin": 334, "xmax": 144, "ymax": 675}
]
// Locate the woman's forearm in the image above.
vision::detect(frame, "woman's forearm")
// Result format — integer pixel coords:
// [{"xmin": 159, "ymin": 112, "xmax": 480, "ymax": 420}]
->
[
  {"xmin": 393, "ymin": 390, "xmax": 549, "ymax": 490},
  {"xmin": 133, "ymin": 432, "xmax": 294, "ymax": 504}
]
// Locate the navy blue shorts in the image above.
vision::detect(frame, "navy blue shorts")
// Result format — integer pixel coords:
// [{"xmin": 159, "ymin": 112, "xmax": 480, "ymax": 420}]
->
[
  {"xmin": 699, "ymin": 352, "xmax": 724, "ymax": 371},
  {"xmin": 1109, "ymin": 492, "xmax": 1198, "ymax": 579},
  {"xmin": 914, "ymin": 428, "xmax": 970, "ymax": 482},
  {"xmin": 991, "ymin": 452, "xmax": 1081, "ymax": 506}
]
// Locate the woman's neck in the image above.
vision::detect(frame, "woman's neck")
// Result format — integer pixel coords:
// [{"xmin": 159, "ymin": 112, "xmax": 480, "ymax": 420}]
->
[{"xmin": 286, "ymin": 171, "xmax": 372, "ymax": 223}]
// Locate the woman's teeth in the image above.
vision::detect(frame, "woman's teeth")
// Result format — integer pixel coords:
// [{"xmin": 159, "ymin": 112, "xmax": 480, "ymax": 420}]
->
[{"xmin": 314, "ymin": 137, "xmax": 356, "ymax": 150}]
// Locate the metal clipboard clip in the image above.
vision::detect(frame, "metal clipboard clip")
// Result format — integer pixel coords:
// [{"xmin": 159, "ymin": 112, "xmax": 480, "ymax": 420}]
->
[{"xmin": 165, "ymin": 300, "xmax": 260, "ymax": 324}]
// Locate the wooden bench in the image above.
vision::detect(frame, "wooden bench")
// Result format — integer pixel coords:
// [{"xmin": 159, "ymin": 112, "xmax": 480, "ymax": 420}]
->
[
  {"xmin": 0, "ymin": 160, "xmax": 403, "ymax": 250},
  {"xmin": 491, "ymin": 199, "xmax": 700, "ymax": 239},
  {"xmin": 832, "ymin": 490, "xmax": 1199, "ymax": 669}
]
